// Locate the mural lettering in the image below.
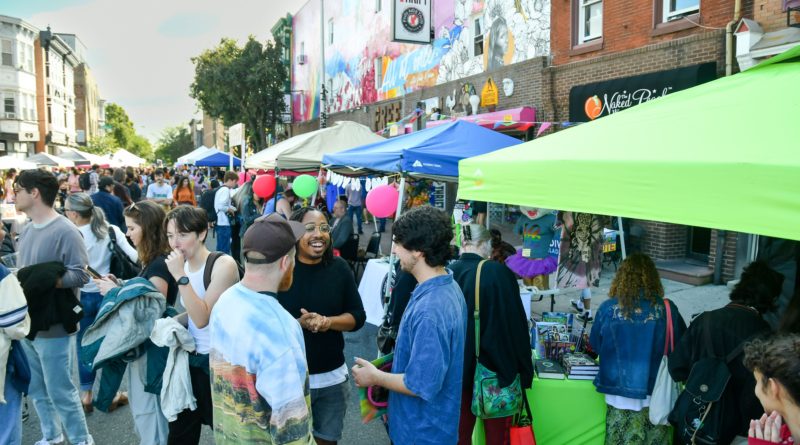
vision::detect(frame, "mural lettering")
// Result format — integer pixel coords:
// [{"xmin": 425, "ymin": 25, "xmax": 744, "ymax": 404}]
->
[{"xmin": 374, "ymin": 102, "xmax": 404, "ymax": 132}]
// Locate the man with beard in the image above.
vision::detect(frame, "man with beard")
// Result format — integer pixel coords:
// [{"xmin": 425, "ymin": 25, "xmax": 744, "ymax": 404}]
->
[
  {"xmin": 208, "ymin": 213, "xmax": 313, "ymax": 444},
  {"xmin": 352, "ymin": 206, "xmax": 467, "ymax": 445},
  {"xmin": 278, "ymin": 207, "xmax": 366, "ymax": 445}
]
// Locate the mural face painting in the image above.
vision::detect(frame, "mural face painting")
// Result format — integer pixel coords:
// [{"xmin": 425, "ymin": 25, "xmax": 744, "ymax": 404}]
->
[{"xmin": 291, "ymin": 0, "xmax": 550, "ymax": 122}]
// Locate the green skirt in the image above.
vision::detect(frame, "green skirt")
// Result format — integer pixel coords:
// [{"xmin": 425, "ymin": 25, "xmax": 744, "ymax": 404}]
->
[{"xmin": 605, "ymin": 405, "xmax": 672, "ymax": 445}]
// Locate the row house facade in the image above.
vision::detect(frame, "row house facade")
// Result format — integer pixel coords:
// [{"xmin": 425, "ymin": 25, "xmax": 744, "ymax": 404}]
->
[
  {"xmin": 284, "ymin": 0, "xmax": 798, "ymax": 287},
  {"xmin": 35, "ymin": 28, "xmax": 79, "ymax": 154},
  {"xmin": 0, "ymin": 15, "xmax": 39, "ymax": 157}
]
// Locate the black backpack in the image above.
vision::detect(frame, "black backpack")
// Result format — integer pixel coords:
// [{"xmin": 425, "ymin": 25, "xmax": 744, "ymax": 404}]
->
[
  {"xmin": 79, "ymin": 172, "xmax": 91, "ymax": 191},
  {"xmin": 203, "ymin": 251, "xmax": 244, "ymax": 290},
  {"xmin": 108, "ymin": 228, "xmax": 141, "ymax": 279},
  {"xmin": 200, "ymin": 188, "xmax": 219, "ymax": 224},
  {"xmin": 669, "ymin": 320, "xmax": 747, "ymax": 445}
]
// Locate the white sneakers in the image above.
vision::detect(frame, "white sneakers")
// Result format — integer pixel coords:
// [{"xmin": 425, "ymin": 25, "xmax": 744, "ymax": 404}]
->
[
  {"xmin": 34, "ymin": 434, "xmax": 63, "ymax": 445},
  {"xmin": 34, "ymin": 434, "xmax": 94, "ymax": 445}
]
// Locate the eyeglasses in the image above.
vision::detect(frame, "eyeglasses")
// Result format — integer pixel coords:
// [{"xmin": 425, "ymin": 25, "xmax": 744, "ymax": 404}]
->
[{"xmin": 303, "ymin": 223, "xmax": 331, "ymax": 234}]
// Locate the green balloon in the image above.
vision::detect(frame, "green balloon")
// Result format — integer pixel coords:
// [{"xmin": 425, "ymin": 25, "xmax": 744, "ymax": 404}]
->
[{"xmin": 292, "ymin": 174, "xmax": 318, "ymax": 198}]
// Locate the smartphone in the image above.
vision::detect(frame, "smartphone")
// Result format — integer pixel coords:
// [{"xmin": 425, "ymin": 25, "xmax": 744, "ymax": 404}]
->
[{"xmin": 87, "ymin": 266, "xmax": 103, "ymax": 279}]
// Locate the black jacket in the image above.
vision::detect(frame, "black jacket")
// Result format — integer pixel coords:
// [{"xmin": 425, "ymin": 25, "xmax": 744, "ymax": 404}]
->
[
  {"xmin": 18, "ymin": 262, "xmax": 83, "ymax": 339},
  {"xmin": 449, "ymin": 253, "xmax": 534, "ymax": 389},
  {"xmin": 668, "ymin": 305, "xmax": 771, "ymax": 442}
]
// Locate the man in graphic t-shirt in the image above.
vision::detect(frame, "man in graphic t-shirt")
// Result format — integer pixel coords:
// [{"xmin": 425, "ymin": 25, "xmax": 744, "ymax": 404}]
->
[{"xmin": 209, "ymin": 214, "xmax": 312, "ymax": 445}]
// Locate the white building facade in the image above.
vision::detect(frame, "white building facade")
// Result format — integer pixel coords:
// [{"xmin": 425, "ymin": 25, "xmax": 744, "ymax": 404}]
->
[{"xmin": 0, "ymin": 15, "xmax": 39, "ymax": 157}]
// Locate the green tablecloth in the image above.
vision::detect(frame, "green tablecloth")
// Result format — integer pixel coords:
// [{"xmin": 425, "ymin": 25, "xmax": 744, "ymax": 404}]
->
[{"xmin": 473, "ymin": 377, "xmax": 606, "ymax": 445}]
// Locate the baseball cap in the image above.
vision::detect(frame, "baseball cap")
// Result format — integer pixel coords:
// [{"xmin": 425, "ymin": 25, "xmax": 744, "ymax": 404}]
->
[
  {"xmin": 99, "ymin": 176, "xmax": 115, "ymax": 189},
  {"xmin": 242, "ymin": 213, "xmax": 306, "ymax": 263}
]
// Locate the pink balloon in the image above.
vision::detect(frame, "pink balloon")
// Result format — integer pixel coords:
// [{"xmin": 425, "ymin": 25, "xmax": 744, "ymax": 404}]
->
[{"xmin": 366, "ymin": 185, "xmax": 399, "ymax": 218}]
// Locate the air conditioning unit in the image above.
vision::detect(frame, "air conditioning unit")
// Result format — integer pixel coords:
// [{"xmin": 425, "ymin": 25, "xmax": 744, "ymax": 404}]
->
[
  {"xmin": 297, "ymin": 54, "xmax": 307, "ymax": 65},
  {"xmin": 4, "ymin": 112, "xmax": 16, "ymax": 119}
]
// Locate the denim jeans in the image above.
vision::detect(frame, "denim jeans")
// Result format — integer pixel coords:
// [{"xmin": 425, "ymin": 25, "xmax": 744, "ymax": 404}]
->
[
  {"xmin": 0, "ymin": 369, "xmax": 22, "ymax": 445},
  {"xmin": 129, "ymin": 353, "xmax": 169, "ymax": 445},
  {"xmin": 77, "ymin": 291, "xmax": 103, "ymax": 391},
  {"xmin": 216, "ymin": 225, "xmax": 232, "ymax": 255},
  {"xmin": 22, "ymin": 335, "xmax": 91, "ymax": 444},
  {"xmin": 348, "ymin": 205, "xmax": 363, "ymax": 233}
]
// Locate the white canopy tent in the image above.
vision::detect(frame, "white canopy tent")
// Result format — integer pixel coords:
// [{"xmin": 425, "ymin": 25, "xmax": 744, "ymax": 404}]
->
[
  {"xmin": 57, "ymin": 147, "xmax": 111, "ymax": 166},
  {"xmin": 25, "ymin": 153, "xmax": 75, "ymax": 167},
  {"xmin": 245, "ymin": 121, "xmax": 384, "ymax": 171},
  {"xmin": 176, "ymin": 146, "xmax": 217, "ymax": 166},
  {"xmin": 109, "ymin": 148, "xmax": 146, "ymax": 166},
  {"xmin": 0, "ymin": 156, "xmax": 37, "ymax": 170}
]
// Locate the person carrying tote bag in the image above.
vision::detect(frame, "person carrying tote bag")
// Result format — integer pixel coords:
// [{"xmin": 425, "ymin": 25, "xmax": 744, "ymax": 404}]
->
[
  {"xmin": 649, "ymin": 298, "xmax": 680, "ymax": 425},
  {"xmin": 449, "ymin": 224, "xmax": 534, "ymax": 445}
]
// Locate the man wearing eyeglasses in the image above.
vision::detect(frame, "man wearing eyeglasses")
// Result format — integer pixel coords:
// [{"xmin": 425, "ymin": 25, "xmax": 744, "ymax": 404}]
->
[
  {"xmin": 278, "ymin": 207, "xmax": 366, "ymax": 445},
  {"xmin": 14, "ymin": 170, "xmax": 94, "ymax": 445}
]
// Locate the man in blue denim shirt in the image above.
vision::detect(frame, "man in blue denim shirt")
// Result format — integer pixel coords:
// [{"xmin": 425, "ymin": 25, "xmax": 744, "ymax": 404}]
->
[{"xmin": 353, "ymin": 206, "xmax": 467, "ymax": 445}]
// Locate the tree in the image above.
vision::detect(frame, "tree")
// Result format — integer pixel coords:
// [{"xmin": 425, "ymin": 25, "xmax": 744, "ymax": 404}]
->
[
  {"xmin": 190, "ymin": 36, "xmax": 288, "ymax": 150},
  {"xmin": 154, "ymin": 126, "xmax": 193, "ymax": 164},
  {"xmin": 104, "ymin": 103, "xmax": 154, "ymax": 159},
  {"xmin": 84, "ymin": 133, "xmax": 117, "ymax": 155}
]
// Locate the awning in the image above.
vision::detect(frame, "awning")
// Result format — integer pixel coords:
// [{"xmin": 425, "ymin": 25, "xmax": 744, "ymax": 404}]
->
[{"xmin": 458, "ymin": 46, "xmax": 800, "ymax": 241}]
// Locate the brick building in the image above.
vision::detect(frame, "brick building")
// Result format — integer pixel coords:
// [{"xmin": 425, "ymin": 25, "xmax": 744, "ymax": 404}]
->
[{"xmin": 287, "ymin": 0, "xmax": 798, "ymax": 284}]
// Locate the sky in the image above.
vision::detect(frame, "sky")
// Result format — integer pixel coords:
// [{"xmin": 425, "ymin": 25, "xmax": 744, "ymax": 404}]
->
[{"xmin": 2, "ymin": 0, "xmax": 302, "ymax": 143}]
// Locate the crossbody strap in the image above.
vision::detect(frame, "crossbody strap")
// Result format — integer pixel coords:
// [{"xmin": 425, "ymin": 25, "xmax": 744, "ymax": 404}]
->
[
  {"xmin": 474, "ymin": 260, "xmax": 487, "ymax": 358},
  {"xmin": 663, "ymin": 298, "xmax": 674, "ymax": 356}
]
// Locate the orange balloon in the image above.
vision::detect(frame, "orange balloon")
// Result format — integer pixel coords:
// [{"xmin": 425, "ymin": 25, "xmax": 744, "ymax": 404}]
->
[{"xmin": 584, "ymin": 95, "xmax": 602, "ymax": 120}]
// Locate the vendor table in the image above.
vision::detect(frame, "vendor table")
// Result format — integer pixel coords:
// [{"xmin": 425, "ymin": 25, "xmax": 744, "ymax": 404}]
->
[
  {"xmin": 473, "ymin": 377, "xmax": 606, "ymax": 445},
  {"xmin": 358, "ymin": 258, "xmax": 390, "ymax": 326}
]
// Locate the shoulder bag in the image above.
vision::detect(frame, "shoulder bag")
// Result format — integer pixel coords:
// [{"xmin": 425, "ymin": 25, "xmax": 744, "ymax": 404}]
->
[
  {"xmin": 471, "ymin": 259, "xmax": 524, "ymax": 419},
  {"xmin": 649, "ymin": 298, "xmax": 680, "ymax": 425},
  {"xmin": 108, "ymin": 228, "xmax": 140, "ymax": 280}
]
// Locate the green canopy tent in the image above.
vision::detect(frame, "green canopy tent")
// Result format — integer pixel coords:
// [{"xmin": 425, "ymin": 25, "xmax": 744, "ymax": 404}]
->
[{"xmin": 458, "ymin": 45, "xmax": 800, "ymax": 242}]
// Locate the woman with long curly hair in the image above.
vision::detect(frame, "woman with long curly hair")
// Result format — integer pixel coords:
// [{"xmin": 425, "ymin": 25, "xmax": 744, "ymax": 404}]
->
[{"xmin": 589, "ymin": 253, "xmax": 687, "ymax": 444}]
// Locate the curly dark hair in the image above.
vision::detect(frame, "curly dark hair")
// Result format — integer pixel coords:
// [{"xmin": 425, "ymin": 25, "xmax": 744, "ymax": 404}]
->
[
  {"xmin": 290, "ymin": 206, "xmax": 334, "ymax": 266},
  {"xmin": 608, "ymin": 253, "xmax": 664, "ymax": 315},
  {"xmin": 744, "ymin": 334, "xmax": 800, "ymax": 405},
  {"xmin": 392, "ymin": 205, "xmax": 452, "ymax": 267},
  {"xmin": 729, "ymin": 261, "xmax": 784, "ymax": 314}
]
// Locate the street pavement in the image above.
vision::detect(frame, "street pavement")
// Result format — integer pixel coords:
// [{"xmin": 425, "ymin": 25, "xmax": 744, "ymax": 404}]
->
[{"xmin": 21, "ymin": 217, "xmax": 733, "ymax": 444}]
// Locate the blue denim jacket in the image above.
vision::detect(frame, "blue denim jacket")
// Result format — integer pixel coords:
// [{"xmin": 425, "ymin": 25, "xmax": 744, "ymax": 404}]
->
[{"xmin": 589, "ymin": 297, "xmax": 686, "ymax": 399}]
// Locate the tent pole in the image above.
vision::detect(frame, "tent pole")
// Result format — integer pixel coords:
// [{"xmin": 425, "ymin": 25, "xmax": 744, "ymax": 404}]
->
[
  {"xmin": 382, "ymin": 176, "xmax": 406, "ymax": 313},
  {"xmin": 617, "ymin": 216, "xmax": 627, "ymax": 260}
]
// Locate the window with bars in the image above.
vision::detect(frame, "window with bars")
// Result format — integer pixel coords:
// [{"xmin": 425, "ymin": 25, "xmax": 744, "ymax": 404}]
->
[{"xmin": 578, "ymin": 0, "xmax": 603, "ymax": 43}]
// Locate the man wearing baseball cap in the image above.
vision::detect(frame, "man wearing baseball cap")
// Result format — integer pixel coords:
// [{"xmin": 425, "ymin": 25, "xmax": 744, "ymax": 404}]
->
[{"xmin": 208, "ymin": 214, "xmax": 314, "ymax": 444}]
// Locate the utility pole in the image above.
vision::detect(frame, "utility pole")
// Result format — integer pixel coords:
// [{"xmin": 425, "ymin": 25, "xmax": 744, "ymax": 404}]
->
[{"xmin": 320, "ymin": 0, "xmax": 327, "ymax": 129}]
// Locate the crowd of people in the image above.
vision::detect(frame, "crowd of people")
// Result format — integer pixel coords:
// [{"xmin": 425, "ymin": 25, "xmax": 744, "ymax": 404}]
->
[{"xmin": 0, "ymin": 163, "xmax": 797, "ymax": 445}]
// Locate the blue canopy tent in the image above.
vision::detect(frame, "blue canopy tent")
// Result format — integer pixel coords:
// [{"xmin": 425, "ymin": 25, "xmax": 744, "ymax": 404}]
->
[
  {"xmin": 322, "ymin": 120, "xmax": 522, "ymax": 180},
  {"xmin": 194, "ymin": 151, "xmax": 241, "ymax": 167}
]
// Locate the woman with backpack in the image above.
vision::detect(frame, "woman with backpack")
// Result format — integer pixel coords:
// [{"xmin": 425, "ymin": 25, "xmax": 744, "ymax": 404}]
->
[
  {"xmin": 589, "ymin": 253, "xmax": 687, "ymax": 444},
  {"xmin": 163, "ymin": 206, "xmax": 240, "ymax": 443},
  {"xmin": 669, "ymin": 261, "xmax": 784, "ymax": 445},
  {"xmin": 63, "ymin": 193, "xmax": 138, "ymax": 413}
]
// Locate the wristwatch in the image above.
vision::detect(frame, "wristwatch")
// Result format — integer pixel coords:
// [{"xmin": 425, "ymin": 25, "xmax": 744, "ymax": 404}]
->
[{"xmin": 177, "ymin": 276, "xmax": 190, "ymax": 286}]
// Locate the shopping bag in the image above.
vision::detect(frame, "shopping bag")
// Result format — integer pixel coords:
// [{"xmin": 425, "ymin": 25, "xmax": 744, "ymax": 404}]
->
[
  {"xmin": 357, "ymin": 353, "xmax": 393, "ymax": 423},
  {"xmin": 649, "ymin": 299, "xmax": 680, "ymax": 425},
  {"xmin": 510, "ymin": 391, "xmax": 536, "ymax": 445}
]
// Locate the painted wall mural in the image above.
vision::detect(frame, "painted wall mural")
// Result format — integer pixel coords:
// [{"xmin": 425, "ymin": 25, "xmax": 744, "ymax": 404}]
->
[{"xmin": 291, "ymin": 0, "xmax": 550, "ymax": 122}]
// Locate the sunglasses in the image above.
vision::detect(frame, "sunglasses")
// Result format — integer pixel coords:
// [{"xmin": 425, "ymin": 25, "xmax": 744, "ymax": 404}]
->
[{"xmin": 303, "ymin": 223, "xmax": 331, "ymax": 234}]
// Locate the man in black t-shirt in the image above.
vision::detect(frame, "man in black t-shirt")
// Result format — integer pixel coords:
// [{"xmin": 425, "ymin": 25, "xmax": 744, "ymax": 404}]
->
[{"xmin": 278, "ymin": 207, "xmax": 366, "ymax": 445}]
